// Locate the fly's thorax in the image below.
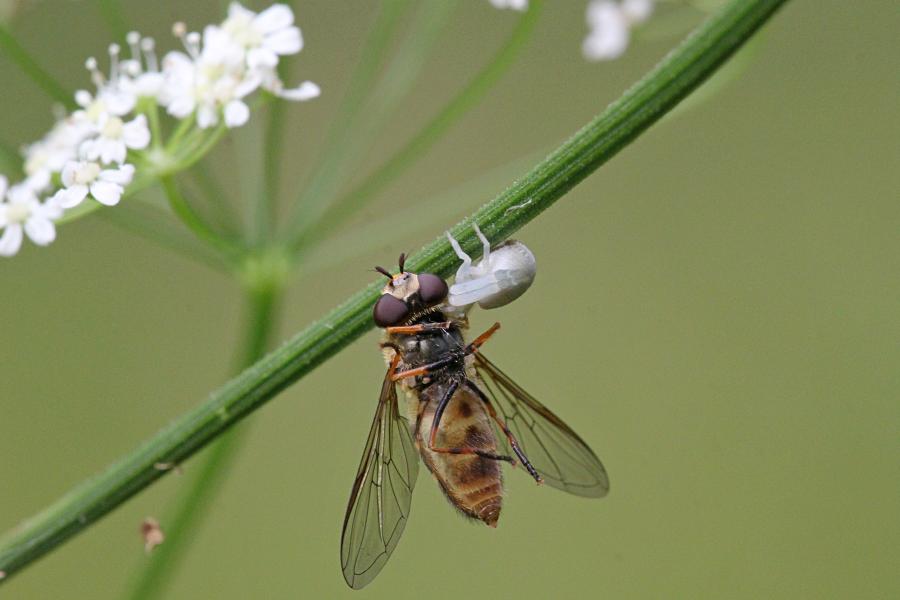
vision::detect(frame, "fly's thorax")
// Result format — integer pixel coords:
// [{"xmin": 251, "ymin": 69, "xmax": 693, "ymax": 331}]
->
[{"xmin": 390, "ymin": 322, "xmax": 465, "ymax": 369}]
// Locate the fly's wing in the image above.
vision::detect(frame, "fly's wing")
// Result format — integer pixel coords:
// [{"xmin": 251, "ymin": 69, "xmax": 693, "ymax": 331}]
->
[
  {"xmin": 473, "ymin": 353, "xmax": 609, "ymax": 498},
  {"xmin": 340, "ymin": 368, "xmax": 419, "ymax": 589}
]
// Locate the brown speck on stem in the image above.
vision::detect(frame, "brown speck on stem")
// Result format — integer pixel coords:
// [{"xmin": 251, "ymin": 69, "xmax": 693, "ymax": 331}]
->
[
  {"xmin": 153, "ymin": 462, "xmax": 184, "ymax": 475},
  {"xmin": 140, "ymin": 518, "xmax": 165, "ymax": 554}
]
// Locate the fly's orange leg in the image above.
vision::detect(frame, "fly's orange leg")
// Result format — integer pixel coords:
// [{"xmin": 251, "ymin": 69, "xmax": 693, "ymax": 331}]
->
[
  {"xmin": 386, "ymin": 321, "xmax": 452, "ymax": 335},
  {"xmin": 390, "ymin": 355, "xmax": 456, "ymax": 382},
  {"xmin": 465, "ymin": 379, "xmax": 543, "ymax": 484},
  {"xmin": 465, "ymin": 322, "xmax": 501, "ymax": 354},
  {"xmin": 426, "ymin": 378, "xmax": 515, "ymax": 464}
]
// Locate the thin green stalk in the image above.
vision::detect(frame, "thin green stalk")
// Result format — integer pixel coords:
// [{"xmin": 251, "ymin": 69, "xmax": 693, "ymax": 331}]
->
[
  {"xmin": 160, "ymin": 175, "xmax": 239, "ymax": 258},
  {"xmin": 139, "ymin": 99, "xmax": 164, "ymax": 152},
  {"xmin": 165, "ymin": 115, "xmax": 196, "ymax": 153},
  {"xmin": 365, "ymin": 1, "xmax": 459, "ymax": 130},
  {"xmin": 259, "ymin": 96, "xmax": 285, "ymax": 241},
  {"xmin": 126, "ymin": 285, "xmax": 281, "ymax": 600},
  {"xmin": 323, "ymin": 1, "xmax": 460, "ymax": 183},
  {"xmin": 97, "ymin": 204, "xmax": 232, "ymax": 274},
  {"xmin": 173, "ymin": 125, "xmax": 228, "ymax": 171},
  {"xmin": 0, "ymin": 0, "xmax": 789, "ymax": 582},
  {"xmin": 289, "ymin": 0, "xmax": 542, "ymax": 253},
  {"xmin": 187, "ymin": 160, "xmax": 241, "ymax": 237},
  {"xmin": 0, "ymin": 24, "xmax": 74, "ymax": 108},
  {"xmin": 285, "ymin": 0, "xmax": 412, "ymax": 232}
]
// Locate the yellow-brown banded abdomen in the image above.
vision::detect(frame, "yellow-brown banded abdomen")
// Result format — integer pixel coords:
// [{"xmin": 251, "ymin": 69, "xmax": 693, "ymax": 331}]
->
[{"xmin": 412, "ymin": 384, "xmax": 504, "ymax": 527}]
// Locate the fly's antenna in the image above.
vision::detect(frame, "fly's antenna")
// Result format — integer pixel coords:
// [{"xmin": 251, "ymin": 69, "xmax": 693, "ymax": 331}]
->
[
  {"xmin": 398, "ymin": 253, "xmax": 407, "ymax": 272},
  {"xmin": 374, "ymin": 266, "xmax": 393, "ymax": 280}
]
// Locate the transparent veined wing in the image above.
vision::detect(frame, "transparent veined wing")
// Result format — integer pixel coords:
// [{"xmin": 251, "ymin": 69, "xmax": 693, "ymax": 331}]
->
[
  {"xmin": 340, "ymin": 367, "xmax": 419, "ymax": 589},
  {"xmin": 473, "ymin": 353, "xmax": 609, "ymax": 498}
]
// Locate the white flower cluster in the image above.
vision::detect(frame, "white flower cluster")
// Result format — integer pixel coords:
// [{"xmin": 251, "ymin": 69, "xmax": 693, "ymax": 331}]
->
[
  {"xmin": 485, "ymin": 0, "xmax": 656, "ymax": 62},
  {"xmin": 583, "ymin": 0, "xmax": 655, "ymax": 61},
  {"xmin": 0, "ymin": 2, "xmax": 319, "ymax": 258}
]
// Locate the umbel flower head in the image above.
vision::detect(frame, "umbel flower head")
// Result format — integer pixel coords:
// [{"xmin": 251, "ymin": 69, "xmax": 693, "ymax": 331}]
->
[
  {"xmin": 160, "ymin": 3, "xmax": 319, "ymax": 129},
  {"xmin": 2, "ymin": 2, "xmax": 319, "ymax": 258}
]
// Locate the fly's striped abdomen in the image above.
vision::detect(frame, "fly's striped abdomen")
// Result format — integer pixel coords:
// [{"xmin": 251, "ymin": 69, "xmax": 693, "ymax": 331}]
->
[{"xmin": 414, "ymin": 383, "xmax": 504, "ymax": 527}]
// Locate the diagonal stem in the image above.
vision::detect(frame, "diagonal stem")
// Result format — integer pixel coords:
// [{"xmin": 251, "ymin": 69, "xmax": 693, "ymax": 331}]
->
[
  {"xmin": 0, "ymin": 24, "xmax": 74, "ymax": 108},
  {"xmin": 0, "ymin": 0, "xmax": 790, "ymax": 582}
]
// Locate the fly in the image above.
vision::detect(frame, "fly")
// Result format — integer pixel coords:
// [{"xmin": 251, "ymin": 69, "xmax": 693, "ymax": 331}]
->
[{"xmin": 340, "ymin": 241, "xmax": 609, "ymax": 589}]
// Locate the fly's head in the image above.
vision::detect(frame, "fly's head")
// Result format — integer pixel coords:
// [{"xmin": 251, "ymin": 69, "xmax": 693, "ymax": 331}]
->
[{"xmin": 372, "ymin": 253, "xmax": 448, "ymax": 328}]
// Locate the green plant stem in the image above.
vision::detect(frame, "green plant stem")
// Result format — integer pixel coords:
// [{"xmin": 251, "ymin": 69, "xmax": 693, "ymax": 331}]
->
[
  {"xmin": 97, "ymin": 204, "xmax": 232, "ymax": 273},
  {"xmin": 160, "ymin": 175, "xmax": 239, "ymax": 258},
  {"xmin": 0, "ymin": 0, "xmax": 789, "ymax": 582},
  {"xmin": 165, "ymin": 115, "xmax": 196, "ymax": 153},
  {"xmin": 140, "ymin": 100, "xmax": 164, "ymax": 152},
  {"xmin": 365, "ymin": 1, "xmax": 459, "ymax": 133},
  {"xmin": 313, "ymin": 1, "xmax": 460, "ymax": 195},
  {"xmin": 289, "ymin": 0, "xmax": 542, "ymax": 253},
  {"xmin": 187, "ymin": 160, "xmax": 241, "ymax": 237},
  {"xmin": 126, "ymin": 284, "xmax": 281, "ymax": 600},
  {"xmin": 259, "ymin": 96, "xmax": 284, "ymax": 242},
  {"xmin": 0, "ymin": 24, "xmax": 74, "ymax": 109},
  {"xmin": 286, "ymin": 0, "xmax": 412, "ymax": 232}
]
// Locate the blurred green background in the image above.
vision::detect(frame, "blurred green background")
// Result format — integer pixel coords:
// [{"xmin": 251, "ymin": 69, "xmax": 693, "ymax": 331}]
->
[{"xmin": 1, "ymin": 1, "xmax": 898, "ymax": 598}]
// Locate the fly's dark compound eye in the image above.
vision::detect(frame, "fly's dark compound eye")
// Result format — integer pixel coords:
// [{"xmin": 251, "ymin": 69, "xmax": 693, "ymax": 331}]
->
[
  {"xmin": 373, "ymin": 294, "xmax": 410, "ymax": 327},
  {"xmin": 417, "ymin": 273, "xmax": 448, "ymax": 306}
]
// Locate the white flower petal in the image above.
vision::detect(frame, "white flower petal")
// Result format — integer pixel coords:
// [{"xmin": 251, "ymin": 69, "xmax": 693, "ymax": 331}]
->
[
  {"xmin": 582, "ymin": 30, "xmax": 629, "ymax": 61},
  {"xmin": 89, "ymin": 181, "xmax": 123, "ymax": 206},
  {"xmin": 247, "ymin": 47, "xmax": 279, "ymax": 70},
  {"xmin": 255, "ymin": 4, "xmax": 294, "ymax": 33},
  {"xmin": 24, "ymin": 217, "xmax": 56, "ymax": 246},
  {"xmin": 224, "ymin": 100, "xmax": 250, "ymax": 128},
  {"xmin": 0, "ymin": 205, "xmax": 7, "ymax": 227},
  {"xmin": 59, "ymin": 185, "xmax": 89, "ymax": 209},
  {"xmin": 103, "ymin": 141, "xmax": 127, "ymax": 165},
  {"xmin": 75, "ymin": 90, "xmax": 92, "ymax": 108},
  {"xmin": 61, "ymin": 161, "xmax": 79, "ymax": 187},
  {"xmin": 167, "ymin": 97, "xmax": 196, "ymax": 119},
  {"xmin": 265, "ymin": 28, "xmax": 302, "ymax": 55},
  {"xmin": 123, "ymin": 115, "xmax": 151, "ymax": 150},
  {"xmin": 100, "ymin": 163, "xmax": 135, "ymax": 185},
  {"xmin": 0, "ymin": 175, "xmax": 7, "ymax": 198},
  {"xmin": 587, "ymin": 0, "xmax": 619, "ymax": 27},
  {"xmin": 622, "ymin": 0, "xmax": 654, "ymax": 23},
  {"xmin": 277, "ymin": 80, "xmax": 320, "ymax": 101},
  {"xmin": 0, "ymin": 223, "xmax": 23, "ymax": 256},
  {"xmin": 228, "ymin": 2, "xmax": 255, "ymax": 21},
  {"xmin": 103, "ymin": 89, "xmax": 137, "ymax": 116},
  {"xmin": 234, "ymin": 72, "xmax": 263, "ymax": 98},
  {"xmin": 583, "ymin": 1, "xmax": 630, "ymax": 61},
  {"xmin": 197, "ymin": 105, "xmax": 219, "ymax": 129},
  {"xmin": 41, "ymin": 195, "xmax": 66, "ymax": 219},
  {"xmin": 489, "ymin": 0, "xmax": 529, "ymax": 10}
]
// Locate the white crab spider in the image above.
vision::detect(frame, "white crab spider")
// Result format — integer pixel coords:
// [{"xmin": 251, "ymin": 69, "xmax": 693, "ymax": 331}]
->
[{"xmin": 445, "ymin": 223, "xmax": 536, "ymax": 309}]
